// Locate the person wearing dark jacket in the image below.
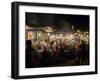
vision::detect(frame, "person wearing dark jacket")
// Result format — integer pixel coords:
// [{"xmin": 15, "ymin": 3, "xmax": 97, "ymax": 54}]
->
[{"xmin": 25, "ymin": 40, "xmax": 36, "ymax": 68}]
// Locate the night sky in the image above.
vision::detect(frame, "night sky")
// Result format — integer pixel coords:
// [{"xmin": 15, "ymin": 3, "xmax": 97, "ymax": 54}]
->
[{"xmin": 26, "ymin": 12, "xmax": 89, "ymax": 31}]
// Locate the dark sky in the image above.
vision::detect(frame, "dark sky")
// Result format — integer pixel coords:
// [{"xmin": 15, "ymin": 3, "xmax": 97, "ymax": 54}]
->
[{"xmin": 26, "ymin": 12, "xmax": 89, "ymax": 31}]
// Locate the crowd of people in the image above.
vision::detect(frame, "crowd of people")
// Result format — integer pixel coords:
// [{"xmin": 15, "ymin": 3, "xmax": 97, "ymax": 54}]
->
[{"xmin": 25, "ymin": 36, "xmax": 89, "ymax": 68}]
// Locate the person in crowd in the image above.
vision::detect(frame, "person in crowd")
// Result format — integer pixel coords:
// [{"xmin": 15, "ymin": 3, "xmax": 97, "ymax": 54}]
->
[
  {"xmin": 37, "ymin": 46, "xmax": 43, "ymax": 65},
  {"xmin": 25, "ymin": 40, "xmax": 37, "ymax": 68},
  {"xmin": 41, "ymin": 47, "xmax": 49, "ymax": 66},
  {"xmin": 77, "ymin": 40, "xmax": 87, "ymax": 65}
]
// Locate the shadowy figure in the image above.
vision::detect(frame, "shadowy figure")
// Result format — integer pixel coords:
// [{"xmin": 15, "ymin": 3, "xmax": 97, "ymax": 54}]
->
[
  {"xmin": 79, "ymin": 40, "xmax": 87, "ymax": 65},
  {"xmin": 41, "ymin": 47, "xmax": 49, "ymax": 66},
  {"xmin": 25, "ymin": 40, "xmax": 36, "ymax": 68}
]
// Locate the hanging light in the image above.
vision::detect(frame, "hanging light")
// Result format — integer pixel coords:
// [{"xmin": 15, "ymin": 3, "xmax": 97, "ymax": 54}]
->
[
  {"xmin": 77, "ymin": 29, "xmax": 80, "ymax": 33},
  {"xmin": 38, "ymin": 33, "xmax": 41, "ymax": 37},
  {"xmin": 59, "ymin": 34, "xmax": 62, "ymax": 37},
  {"xmin": 48, "ymin": 33, "xmax": 50, "ymax": 36},
  {"xmin": 72, "ymin": 25, "xmax": 74, "ymax": 30}
]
